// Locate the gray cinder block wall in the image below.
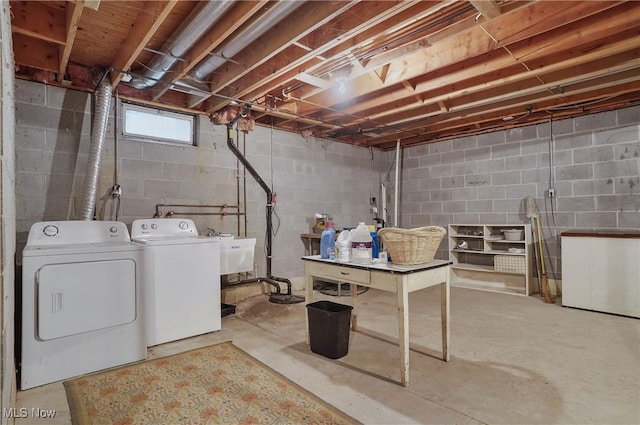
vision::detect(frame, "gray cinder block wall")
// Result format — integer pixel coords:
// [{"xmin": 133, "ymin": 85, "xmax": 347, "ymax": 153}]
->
[
  {"xmin": 392, "ymin": 105, "xmax": 640, "ymax": 280},
  {"xmin": 15, "ymin": 79, "xmax": 639, "ymax": 284},
  {"xmin": 14, "ymin": 79, "xmax": 383, "ymax": 281}
]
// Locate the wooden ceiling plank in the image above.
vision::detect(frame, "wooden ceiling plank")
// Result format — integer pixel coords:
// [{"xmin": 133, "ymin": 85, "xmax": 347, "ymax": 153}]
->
[
  {"xmin": 12, "ymin": 33, "xmax": 58, "ymax": 72},
  {"xmin": 306, "ymin": 3, "xmax": 640, "ymax": 122},
  {"xmin": 468, "ymin": 0, "xmax": 502, "ymax": 19},
  {"xmin": 488, "ymin": 1, "xmax": 624, "ymax": 48},
  {"xmin": 375, "ymin": 64, "xmax": 391, "ymax": 84},
  {"xmin": 110, "ymin": 0, "xmax": 179, "ymax": 87},
  {"xmin": 386, "ymin": 75, "xmax": 640, "ymax": 139},
  {"xmin": 367, "ymin": 41, "xmax": 640, "ymax": 125},
  {"xmin": 299, "ymin": 0, "xmax": 625, "ymax": 113},
  {"xmin": 11, "ymin": 0, "xmax": 66, "ymax": 45},
  {"xmin": 58, "ymin": 0, "xmax": 85, "ymax": 82},
  {"xmin": 364, "ymin": 52, "xmax": 639, "ymax": 132},
  {"xmin": 320, "ymin": 0, "xmax": 461, "ymax": 72},
  {"xmin": 318, "ymin": 37, "xmax": 639, "ymax": 138},
  {"xmin": 151, "ymin": 1, "xmax": 269, "ymax": 101},
  {"xmin": 419, "ymin": 79, "xmax": 640, "ymax": 136},
  {"xmin": 294, "ymin": 72, "xmax": 332, "ymax": 90}
]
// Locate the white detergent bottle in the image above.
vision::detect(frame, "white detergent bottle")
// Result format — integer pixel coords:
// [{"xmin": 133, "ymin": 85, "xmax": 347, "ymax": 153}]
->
[
  {"xmin": 336, "ymin": 230, "xmax": 351, "ymax": 262},
  {"xmin": 351, "ymin": 222, "xmax": 373, "ymax": 264}
]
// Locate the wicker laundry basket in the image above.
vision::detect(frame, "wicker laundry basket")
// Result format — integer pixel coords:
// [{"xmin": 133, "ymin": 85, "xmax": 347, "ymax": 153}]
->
[{"xmin": 378, "ymin": 226, "xmax": 447, "ymax": 265}]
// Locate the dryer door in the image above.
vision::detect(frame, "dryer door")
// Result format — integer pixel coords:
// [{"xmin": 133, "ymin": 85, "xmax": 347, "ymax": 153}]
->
[{"xmin": 36, "ymin": 259, "xmax": 137, "ymax": 340}]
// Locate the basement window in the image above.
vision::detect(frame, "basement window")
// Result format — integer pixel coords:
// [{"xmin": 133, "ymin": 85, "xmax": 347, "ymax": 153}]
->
[{"xmin": 122, "ymin": 102, "xmax": 197, "ymax": 146}]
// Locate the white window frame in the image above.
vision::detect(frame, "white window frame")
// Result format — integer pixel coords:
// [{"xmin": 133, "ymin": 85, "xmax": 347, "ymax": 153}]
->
[{"xmin": 122, "ymin": 102, "xmax": 198, "ymax": 146}]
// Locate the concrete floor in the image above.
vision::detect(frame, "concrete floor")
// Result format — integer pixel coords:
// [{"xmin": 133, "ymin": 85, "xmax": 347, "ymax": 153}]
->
[{"xmin": 16, "ymin": 286, "xmax": 640, "ymax": 424}]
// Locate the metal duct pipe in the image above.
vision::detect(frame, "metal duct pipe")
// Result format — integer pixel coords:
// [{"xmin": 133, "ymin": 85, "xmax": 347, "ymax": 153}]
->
[
  {"xmin": 79, "ymin": 80, "xmax": 112, "ymax": 220},
  {"xmin": 192, "ymin": 1, "xmax": 303, "ymax": 81},
  {"xmin": 129, "ymin": 0, "xmax": 235, "ymax": 89}
]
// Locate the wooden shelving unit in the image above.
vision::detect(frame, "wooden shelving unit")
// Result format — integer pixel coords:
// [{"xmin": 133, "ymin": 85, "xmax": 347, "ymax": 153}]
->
[{"xmin": 448, "ymin": 224, "xmax": 535, "ymax": 296}]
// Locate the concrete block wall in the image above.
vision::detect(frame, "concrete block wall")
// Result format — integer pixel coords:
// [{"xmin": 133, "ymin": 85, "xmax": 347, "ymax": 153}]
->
[
  {"xmin": 392, "ymin": 105, "xmax": 640, "ymax": 280},
  {"xmin": 15, "ymin": 79, "xmax": 383, "ymax": 281}
]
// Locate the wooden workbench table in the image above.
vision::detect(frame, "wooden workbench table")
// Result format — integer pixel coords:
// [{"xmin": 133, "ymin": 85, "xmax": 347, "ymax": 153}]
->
[{"xmin": 302, "ymin": 255, "xmax": 451, "ymax": 387}]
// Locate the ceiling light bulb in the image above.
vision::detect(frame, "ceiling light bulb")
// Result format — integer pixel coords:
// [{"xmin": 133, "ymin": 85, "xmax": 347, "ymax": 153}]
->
[{"xmin": 337, "ymin": 81, "xmax": 346, "ymax": 94}]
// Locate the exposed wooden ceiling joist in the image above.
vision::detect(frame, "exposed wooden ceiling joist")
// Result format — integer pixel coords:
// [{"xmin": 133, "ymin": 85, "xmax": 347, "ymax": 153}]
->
[{"xmin": 10, "ymin": 0, "xmax": 640, "ymax": 150}]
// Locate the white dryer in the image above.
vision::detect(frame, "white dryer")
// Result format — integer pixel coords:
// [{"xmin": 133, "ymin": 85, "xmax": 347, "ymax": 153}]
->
[
  {"xmin": 131, "ymin": 218, "xmax": 221, "ymax": 346},
  {"xmin": 20, "ymin": 221, "xmax": 146, "ymax": 390}
]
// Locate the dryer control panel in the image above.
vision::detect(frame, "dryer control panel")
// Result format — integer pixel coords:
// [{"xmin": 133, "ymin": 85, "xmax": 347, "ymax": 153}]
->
[
  {"xmin": 131, "ymin": 218, "xmax": 198, "ymax": 239},
  {"xmin": 26, "ymin": 221, "xmax": 131, "ymax": 246}
]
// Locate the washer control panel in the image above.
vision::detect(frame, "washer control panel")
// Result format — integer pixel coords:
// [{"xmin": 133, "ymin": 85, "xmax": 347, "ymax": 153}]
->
[{"xmin": 131, "ymin": 218, "xmax": 198, "ymax": 239}]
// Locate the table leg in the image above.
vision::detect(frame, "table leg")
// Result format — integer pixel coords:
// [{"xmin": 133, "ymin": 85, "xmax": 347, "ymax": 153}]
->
[
  {"xmin": 441, "ymin": 276, "xmax": 450, "ymax": 362},
  {"xmin": 397, "ymin": 282, "xmax": 410, "ymax": 387},
  {"xmin": 350, "ymin": 283, "xmax": 358, "ymax": 330},
  {"xmin": 305, "ymin": 273, "xmax": 314, "ymax": 345}
]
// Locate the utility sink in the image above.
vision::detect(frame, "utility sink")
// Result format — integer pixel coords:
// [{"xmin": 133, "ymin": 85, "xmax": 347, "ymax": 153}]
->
[{"xmin": 209, "ymin": 235, "xmax": 256, "ymax": 275}]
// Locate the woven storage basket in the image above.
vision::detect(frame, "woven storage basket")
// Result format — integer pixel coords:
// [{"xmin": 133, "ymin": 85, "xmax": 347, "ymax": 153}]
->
[
  {"xmin": 494, "ymin": 255, "xmax": 526, "ymax": 274},
  {"xmin": 378, "ymin": 226, "xmax": 447, "ymax": 265}
]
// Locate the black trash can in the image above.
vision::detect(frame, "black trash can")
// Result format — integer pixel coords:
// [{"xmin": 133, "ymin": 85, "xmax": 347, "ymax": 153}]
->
[{"xmin": 306, "ymin": 300, "xmax": 353, "ymax": 359}]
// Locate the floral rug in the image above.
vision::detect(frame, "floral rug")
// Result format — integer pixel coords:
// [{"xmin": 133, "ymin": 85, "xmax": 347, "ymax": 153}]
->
[{"xmin": 64, "ymin": 341, "xmax": 359, "ymax": 425}]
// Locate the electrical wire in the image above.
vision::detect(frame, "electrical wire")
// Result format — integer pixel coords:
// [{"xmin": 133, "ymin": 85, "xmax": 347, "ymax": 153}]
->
[
  {"xmin": 547, "ymin": 119, "xmax": 559, "ymax": 237},
  {"xmin": 113, "ymin": 92, "xmax": 121, "ymax": 221},
  {"xmin": 368, "ymin": 146, "xmax": 374, "ymax": 206},
  {"xmin": 269, "ymin": 119, "xmax": 281, "ymax": 237},
  {"xmin": 543, "ymin": 117, "xmax": 560, "ymax": 277}
]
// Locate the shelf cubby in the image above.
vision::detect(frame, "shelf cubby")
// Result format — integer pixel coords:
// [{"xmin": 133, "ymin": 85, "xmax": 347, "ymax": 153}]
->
[{"xmin": 448, "ymin": 224, "xmax": 534, "ymax": 296}]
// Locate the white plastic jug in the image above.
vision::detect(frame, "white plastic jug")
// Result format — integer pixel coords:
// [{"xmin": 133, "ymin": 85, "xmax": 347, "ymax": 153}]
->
[
  {"xmin": 351, "ymin": 222, "xmax": 372, "ymax": 264},
  {"xmin": 336, "ymin": 230, "xmax": 351, "ymax": 262}
]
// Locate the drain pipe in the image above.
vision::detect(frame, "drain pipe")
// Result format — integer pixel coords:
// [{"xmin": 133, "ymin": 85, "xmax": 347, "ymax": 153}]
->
[
  {"xmin": 225, "ymin": 109, "xmax": 304, "ymax": 304},
  {"xmin": 79, "ymin": 78, "xmax": 112, "ymax": 220}
]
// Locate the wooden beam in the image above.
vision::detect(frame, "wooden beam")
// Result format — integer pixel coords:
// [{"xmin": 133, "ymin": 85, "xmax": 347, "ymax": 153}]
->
[
  {"xmin": 300, "ymin": 1, "xmax": 623, "ymax": 113},
  {"xmin": 11, "ymin": 0, "xmax": 66, "ymax": 45},
  {"xmin": 468, "ymin": 0, "xmax": 501, "ymax": 19},
  {"xmin": 294, "ymin": 72, "xmax": 332, "ymax": 89},
  {"xmin": 12, "ymin": 33, "xmax": 58, "ymax": 72},
  {"xmin": 313, "ymin": 31, "xmax": 639, "ymax": 140},
  {"xmin": 320, "ymin": 3, "xmax": 640, "ymax": 123},
  {"xmin": 58, "ymin": 0, "xmax": 84, "ymax": 82},
  {"xmin": 109, "ymin": 0, "xmax": 179, "ymax": 87},
  {"xmin": 361, "ymin": 44, "xmax": 640, "ymax": 130},
  {"xmin": 375, "ymin": 64, "xmax": 391, "ymax": 84}
]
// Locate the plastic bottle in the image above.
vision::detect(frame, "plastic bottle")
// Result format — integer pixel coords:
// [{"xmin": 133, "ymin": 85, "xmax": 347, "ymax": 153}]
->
[
  {"xmin": 335, "ymin": 230, "xmax": 351, "ymax": 262},
  {"xmin": 320, "ymin": 220, "xmax": 336, "ymax": 259},
  {"xmin": 351, "ymin": 222, "xmax": 373, "ymax": 264},
  {"xmin": 368, "ymin": 225, "xmax": 379, "ymax": 259}
]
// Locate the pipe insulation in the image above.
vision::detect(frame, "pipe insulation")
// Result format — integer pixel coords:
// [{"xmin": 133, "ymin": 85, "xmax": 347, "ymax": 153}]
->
[
  {"xmin": 79, "ymin": 80, "xmax": 112, "ymax": 220},
  {"xmin": 128, "ymin": 0, "xmax": 235, "ymax": 89}
]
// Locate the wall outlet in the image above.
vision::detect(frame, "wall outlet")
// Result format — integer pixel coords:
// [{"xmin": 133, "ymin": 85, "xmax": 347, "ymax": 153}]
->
[{"xmin": 547, "ymin": 188, "xmax": 555, "ymax": 198}]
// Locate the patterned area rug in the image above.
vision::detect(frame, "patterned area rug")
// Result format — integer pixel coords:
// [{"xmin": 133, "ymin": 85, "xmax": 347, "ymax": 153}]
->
[{"xmin": 64, "ymin": 341, "xmax": 359, "ymax": 425}]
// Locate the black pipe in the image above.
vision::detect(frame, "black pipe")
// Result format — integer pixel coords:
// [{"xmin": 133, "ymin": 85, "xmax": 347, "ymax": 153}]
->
[{"xmin": 225, "ymin": 111, "xmax": 304, "ymax": 304}]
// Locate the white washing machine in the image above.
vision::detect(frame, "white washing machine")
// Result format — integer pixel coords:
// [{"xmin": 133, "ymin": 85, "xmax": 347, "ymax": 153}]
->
[
  {"xmin": 20, "ymin": 221, "xmax": 146, "ymax": 390},
  {"xmin": 131, "ymin": 218, "xmax": 221, "ymax": 346}
]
